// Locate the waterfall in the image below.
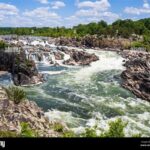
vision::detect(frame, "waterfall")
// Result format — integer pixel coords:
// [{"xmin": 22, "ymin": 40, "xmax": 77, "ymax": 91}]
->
[
  {"xmin": 49, "ymin": 53, "xmax": 56, "ymax": 64},
  {"xmin": 42, "ymin": 53, "xmax": 50, "ymax": 65},
  {"xmin": 25, "ymin": 49, "xmax": 29, "ymax": 60}
]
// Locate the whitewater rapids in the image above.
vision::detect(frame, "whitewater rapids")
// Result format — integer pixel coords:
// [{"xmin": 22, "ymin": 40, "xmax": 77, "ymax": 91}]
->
[{"xmin": 3, "ymin": 48, "xmax": 150, "ymax": 137}]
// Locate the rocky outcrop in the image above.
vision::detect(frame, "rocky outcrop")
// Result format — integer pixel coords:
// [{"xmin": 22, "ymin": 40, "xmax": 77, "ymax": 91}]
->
[
  {"xmin": 63, "ymin": 50, "xmax": 99, "ymax": 66},
  {"xmin": 0, "ymin": 51, "xmax": 44, "ymax": 86},
  {"xmin": 54, "ymin": 51, "xmax": 64, "ymax": 60},
  {"xmin": 0, "ymin": 87, "xmax": 67, "ymax": 137},
  {"xmin": 121, "ymin": 51, "xmax": 150, "ymax": 101},
  {"xmin": 55, "ymin": 36, "xmax": 131, "ymax": 50}
]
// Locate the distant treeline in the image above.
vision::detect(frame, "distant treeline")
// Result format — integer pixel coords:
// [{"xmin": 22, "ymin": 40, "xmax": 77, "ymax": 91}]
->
[{"xmin": 0, "ymin": 18, "xmax": 150, "ymax": 38}]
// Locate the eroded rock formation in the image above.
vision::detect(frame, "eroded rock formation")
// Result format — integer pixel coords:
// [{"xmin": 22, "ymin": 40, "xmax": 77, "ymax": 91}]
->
[{"xmin": 121, "ymin": 51, "xmax": 150, "ymax": 101}]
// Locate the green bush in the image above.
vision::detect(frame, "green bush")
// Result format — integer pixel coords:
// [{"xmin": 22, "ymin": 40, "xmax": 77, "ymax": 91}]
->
[
  {"xmin": 63, "ymin": 131, "xmax": 76, "ymax": 138},
  {"xmin": 0, "ymin": 41, "xmax": 7, "ymax": 50},
  {"xmin": 52, "ymin": 123, "xmax": 64, "ymax": 132},
  {"xmin": 3, "ymin": 86, "xmax": 26, "ymax": 104},
  {"xmin": 81, "ymin": 127, "xmax": 97, "ymax": 137},
  {"xmin": 131, "ymin": 41, "xmax": 144, "ymax": 48},
  {"xmin": 81, "ymin": 119, "xmax": 128, "ymax": 138},
  {"xmin": 20, "ymin": 122, "xmax": 38, "ymax": 137},
  {"xmin": 101, "ymin": 118, "xmax": 127, "ymax": 137},
  {"xmin": 25, "ymin": 59, "xmax": 33, "ymax": 67}
]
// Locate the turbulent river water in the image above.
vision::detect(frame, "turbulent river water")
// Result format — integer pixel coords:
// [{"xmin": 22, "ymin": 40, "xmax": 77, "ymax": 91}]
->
[{"xmin": 1, "ymin": 48, "xmax": 150, "ymax": 136}]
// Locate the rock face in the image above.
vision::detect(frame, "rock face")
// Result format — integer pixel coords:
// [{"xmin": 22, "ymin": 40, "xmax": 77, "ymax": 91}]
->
[
  {"xmin": 0, "ymin": 51, "xmax": 44, "ymax": 86},
  {"xmin": 0, "ymin": 87, "xmax": 66, "ymax": 137},
  {"xmin": 121, "ymin": 51, "xmax": 150, "ymax": 101},
  {"xmin": 63, "ymin": 50, "xmax": 99, "ymax": 66}
]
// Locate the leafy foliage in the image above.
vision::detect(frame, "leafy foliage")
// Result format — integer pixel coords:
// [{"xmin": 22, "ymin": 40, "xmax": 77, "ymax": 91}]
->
[
  {"xmin": 20, "ymin": 122, "xmax": 38, "ymax": 137},
  {"xmin": 52, "ymin": 122, "xmax": 64, "ymax": 132},
  {"xmin": 81, "ymin": 127, "xmax": 97, "ymax": 138},
  {"xmin": 0, "ymin": 41, "xmax": 7, "ymax": 50},
  {"xmin": 101, "ymin": 119, "xmax": 127, "ymax": 137},
  {"xmin": 81, "ymin": 119, "xmax": 129, "ymax": 138},
  {"xmin": 63, "ymin": 131, "xmax": 76, "ymax": 138},
  {"xmin": 3, "ymin": 86, "xmax": 26, "ymax": 104}
]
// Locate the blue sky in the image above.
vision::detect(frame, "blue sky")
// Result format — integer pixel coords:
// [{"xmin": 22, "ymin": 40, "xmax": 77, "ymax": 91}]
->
[{"xmin": 0, "ymin": 0, "xmax": 150, "ymax": 27}]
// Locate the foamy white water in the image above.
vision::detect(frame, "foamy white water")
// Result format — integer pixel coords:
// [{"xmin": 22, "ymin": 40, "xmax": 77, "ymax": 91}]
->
[{"xmin": 21, "ymin": 47, "xmax": 150, "ymax": 137}]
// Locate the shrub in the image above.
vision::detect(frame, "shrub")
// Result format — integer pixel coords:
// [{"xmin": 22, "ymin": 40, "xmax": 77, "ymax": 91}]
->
[
  {"xmin": 3, "ymin": 86, "xmax": 26, "ymax": 104},
  {"xmin": 52, "ymin": 123, "xmax": 64, "ymax": 132},
  {"xmin": 25, "ymin": 59, "xmax": 33, "ymax": 67},
  {"xmin": 81, "ymin": 119, "xmax": 128, "ymax": 138},
  {"xmin": 81, "ymin": 127, "xmax": 97, "ymax": 137},
  {"xmin": 101, "ymin": 119, "xmax": 127, "ymax": 137},
  {"xmin": 20, "ymin": 122, "xmax": 38, "ymax": 137},
  {"xmin": 63, "ymin": 131, "xmax": 76, "ymax": 138},
  {"xmin": 0, "ymin": 41, "xmax": 7, "ymax": 50}
]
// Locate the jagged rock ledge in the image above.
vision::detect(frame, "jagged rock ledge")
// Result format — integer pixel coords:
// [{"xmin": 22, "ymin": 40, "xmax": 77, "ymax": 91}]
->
[
  {"xmin": 0, "ymin": 87, "xmax": 68, "ymax": 137},
  {"xmin": 121, "ymin": 51, "xmax": 150, "ymax": 101}
]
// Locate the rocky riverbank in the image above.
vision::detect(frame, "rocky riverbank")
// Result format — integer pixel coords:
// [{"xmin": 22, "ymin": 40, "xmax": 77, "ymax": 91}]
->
[
  {"xmin": 0, "ymin": 87, "xmax": 68, "ymax": 137},
  {"xmin": 121, "ymin": 51, "xmax": 150, "ymax": 101}
]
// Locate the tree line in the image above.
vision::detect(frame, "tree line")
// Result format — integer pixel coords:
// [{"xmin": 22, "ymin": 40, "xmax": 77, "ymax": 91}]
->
[{"xmin": 0, "ymin": 18, "xmax": 150, "ymax": 38}]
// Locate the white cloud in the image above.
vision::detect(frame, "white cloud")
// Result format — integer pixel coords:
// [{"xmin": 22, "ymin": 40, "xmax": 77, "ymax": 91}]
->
[
  {"xmin": 23, "ymin": 7, "xmax": 60, "ymax": 19},
  {"xmin": 65, "ymin": 0, "xmax": 119, "ymax": 26},
  {"xmin": 51, "ymin": 1, "xmax": 66, "ymax": 9},
  {"xmin": 36, "ymin": 0, "xmax": 49, "ymax": 4},
  {"xmin": 76, "ymin": 0, "xmax": 110, "ymax": 11},
  {"xmin": 124, "ymin": 0, "xmax": 150, "ymax": 15},
  {"xmin": 0, "ymin": 2, "xmax": 19, "ymax": 16},
  {"xmin": 143, "ymin": 0, "xmax": 150, "ymax": 8}
]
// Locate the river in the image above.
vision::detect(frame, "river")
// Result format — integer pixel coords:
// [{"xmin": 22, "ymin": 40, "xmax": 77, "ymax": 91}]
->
[{"xmin": 1, "ymin": 48, "xmax": 150, "ymax": 136}]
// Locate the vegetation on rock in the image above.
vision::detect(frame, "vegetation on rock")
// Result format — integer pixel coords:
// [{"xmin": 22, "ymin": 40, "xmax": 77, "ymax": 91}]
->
[
  {"xmin": 0, "ymin": 41, "xmax": 7, "ymax": 50},
  {"xmin": 3, "ymin": 86, "xmax": 26, "ymax": 104}
]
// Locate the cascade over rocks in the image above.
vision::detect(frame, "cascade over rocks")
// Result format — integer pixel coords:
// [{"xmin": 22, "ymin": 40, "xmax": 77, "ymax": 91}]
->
[{"xmin": 121, "ymin": 51, "xmax": 150, "ymax": 101}]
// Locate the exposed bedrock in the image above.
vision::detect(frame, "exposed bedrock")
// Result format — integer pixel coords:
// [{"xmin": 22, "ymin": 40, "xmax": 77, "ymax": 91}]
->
[{"xmin": 121, "ymin": 51, "xmax": 150, "ymax": 101}]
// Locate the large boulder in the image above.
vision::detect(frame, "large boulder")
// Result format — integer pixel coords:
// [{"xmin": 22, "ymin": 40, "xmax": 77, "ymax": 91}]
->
[{"xmin": 63, "ymin": 50, "xmax": 99, "ymax": 66}]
